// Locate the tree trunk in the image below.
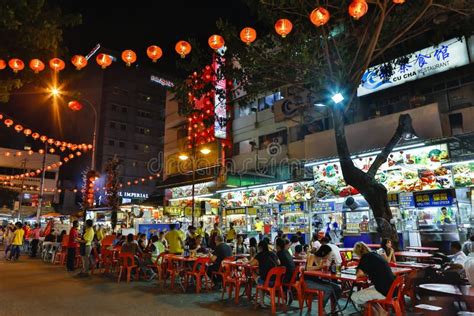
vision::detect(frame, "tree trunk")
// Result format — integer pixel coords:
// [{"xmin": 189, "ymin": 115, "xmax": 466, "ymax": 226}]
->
[{"xmin": 331, "ymin": 106, "xmax": 417, "ymax": 247}]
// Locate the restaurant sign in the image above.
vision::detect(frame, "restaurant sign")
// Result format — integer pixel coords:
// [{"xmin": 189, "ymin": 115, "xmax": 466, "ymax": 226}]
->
[
  {"xmin": 164, "ymin": 207, "xmax": 183, "ymax": 216},
  {"xmin": 413, "ymin": 190, "xmax": 454, "ymax": 208},
  {"xmin": 399, "ymin": 192, "xmax": 415, "ymax": 208},
  {"xmin": 225, "ymin": 207, "xmax": 257, "ymax": 216},
  {"xmin": 279, "ymin": 202, "xmax": 304, "ymax": 213},
  {"xmin": 313, "ymin": 201, "xmax": 336, "ymax": 213},
  {"xmin": 357, "ymin": 37, "xmax": 469, "ymax": 96}
]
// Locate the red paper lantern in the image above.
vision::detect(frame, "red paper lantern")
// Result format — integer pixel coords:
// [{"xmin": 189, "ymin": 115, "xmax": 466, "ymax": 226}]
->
[
  {"xmin": 310, "ymin": 7, "xmax": 330, "ymax": 27},
  {"xmin": 175, "ymin": 41, "xmax": 192, "ymax": 58},
  {"xmin": 121, "ymin": 49, "xmax": 137, "ymax": 66},
  {"xmin": 68, "ymin": 100, "xmax": 83, "ymax": 111},
  {"xmin": 14, "ymin": 124, "xmax": 23, "ymax": 132},
  {"xmin": 348, "ymin": 0, "xmax": 368, "ymax": 20},
  {"xmin": 240, "ymin": 27, "xmax": 257, "ymax": 45},
  {"xmin": 32, "ymin": 132, "xmax": 40, "ymax": 140},
  {"xmin": 4, "ymin": 119, "xmax": 13, "ymax": 127},
  {"xmin": 96, "ymin": 53, "xmax": 112, "ymax": 69},
  {"xmin": 0, "ymin": 59, "xmax": 6, "ymax": 70},
  {"xmin": 49, "ymin": 58, "xmax": 65, "ymax": 72},
  {"xmin": 393, "ymin": 0, "xmax": 405, "ymax": 3},
  {"xmin": 71, "ymin": 55, "xmax": 87, "ymax": 70},
  {"xmin": 29, "ymin": 59, "xmax": 45, "ymax": 73},
  {"xmin": 208, "ymin": 35, "xmax": 225, "ymax": 51},
  {"xmin": 23, "ymin": 129, "xmax": 32, "ymax": 136},
  {"xmin": 8, "ymin": 59, "xmax": 24, "ymax": 73},
  {"xmin": 275, "ymin": 19, "xmax": 293, "ymax": 38},
  {"xmin": 147, "ymin": 45, "xmax": 163, "ymax": 62}
]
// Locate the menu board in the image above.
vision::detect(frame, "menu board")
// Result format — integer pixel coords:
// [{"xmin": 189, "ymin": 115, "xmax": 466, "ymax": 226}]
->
[
  {"xmin": 413, "ymin": 190, "xmax": 454, "ymax": 207},
  {"xmin": 399, "ymin": 192, "xmax": 415, "ymax": 208},
  {"xmin": 279, "ymin": 202, "xmax": 304, "ymax": 213},
  {"xmin": 313, "ymin": 201, "xmax": 336, "ymax": 213},
  {"xmin": 452, "ymin": 162, "xmax": 474, "ymax": 187},
  {"xmin": 165, "ymin": 181, "xmax": 214, "ymax": 200},
  {"xmin": 313, "ymin": 144, "xmax": 452, "ymax": 199},
  {"xmin": 221, "ymin": 181, "xmax": 315, "ymax": 208}
]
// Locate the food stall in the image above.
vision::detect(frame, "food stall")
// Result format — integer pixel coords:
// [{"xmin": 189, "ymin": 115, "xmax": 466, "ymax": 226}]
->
[
  {"xmin": 221, "ymin": 181, "xmax": 315, "ymax": 242},
  {"xmin": 222, "ymin": 207, "xmax": 258, "ymax": 237},
  {"xmin": 312, "ymin": 142, "xmax": 456, "ymax": 248}
]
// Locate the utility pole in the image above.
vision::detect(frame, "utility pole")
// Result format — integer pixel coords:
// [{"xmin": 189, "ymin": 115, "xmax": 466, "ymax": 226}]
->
[
  {"xmin": 36, "ymin": 143, "xmax": 47, "ymax": 227},
  {"xmin": 17, "ymin": 158, "xmax": 27, "ymax": 220}
]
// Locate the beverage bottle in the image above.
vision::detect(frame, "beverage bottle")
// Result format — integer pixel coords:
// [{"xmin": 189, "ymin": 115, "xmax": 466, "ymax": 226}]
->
[
  {"xmin": 184, "ymin": 245, "xmax": 189, "ymax": 257},
  {"xmin": 330, "ymin": 259, "xmax": 337, "ymax": 274}
]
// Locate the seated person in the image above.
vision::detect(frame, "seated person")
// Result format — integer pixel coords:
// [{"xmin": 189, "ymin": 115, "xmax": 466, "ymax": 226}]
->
[
  {"xmin": 465, "ymin": 253, "xmax": 474, "ymax": 286},
  {"xmin": 351, "ymin": 242, "xmax": 395, "ymax": 307},
  {"xmin": 462, "ymin": 235, "xmax": 474, "ymax": 256},
  {"xmin": 289, "ymin": 235, "xmax": 301, "ymax": 255},
  {"xmin": 250, "ymin": 240, "xmax": 280, "ymax": 285},
  {"xmin": 235, "ymin": 235, "xmax": 248, "ymax": 255},
  {"xmin": 248, "ymin": 237, "xmax": 258, "ymax": 259},
  {"xmin": 191, "ymin": 235, "xmax": 209, "ymax": 255},
  {"xmin": 185, "ymin": 225, "xmax": 198, "ymax": 250},
  {"xmin": 44, "ymin": 229, "xmax": 56, "ymax": 242},
  {"xmin": 207, "ymin": 235, "xmax": 232, "ymax": 285},
  {"xmin": 294, "ymin": 244, "xmax": 307, "ymax": 259},
  {"xmin": 320, "ymin": 237, "xmax": 342, "ymax": 266},
  {"xmin": 137, "ymin": 233, "xmax": 147, "ymax": 252},
  {"xmin": 275, "ymin": 238, "xmax": 295, "ymax": 284},
  {"xmin": 377, "ymin": 238, "xmax": 396, "ymax": 264},
  {"xmin": 121, "ymin": 234, "xmax": 156, "ymax": 281},
  {"xmin": 112, "ymin": 233, "xmax": 123, "ymax": 247},
  {"xmin": 305, "ymin": 245, "xmax": 342, "ymax": 309}
]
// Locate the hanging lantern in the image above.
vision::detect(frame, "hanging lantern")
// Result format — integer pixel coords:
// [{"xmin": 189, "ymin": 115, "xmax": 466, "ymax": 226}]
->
[
  {"xmin": 38, "ymin": 149, "xmax": 45, "ymax": 154},
  {"xmin": 8, "ymin": 59, "xmax": 24, "ymax": 73},
  {"xmin": 47, "ymin": 138, "xmax": 54, "ymax": 145},
  {"xmin": 275, "ymin": 19, "xmax": 293, "ymax": 38},
  {"xmin": 147, "ymin": 45, "xmax": 163, "ymax": 62},
  {"xmin": 208, "ymin": 35, "xmax": 225, "ymax": 51},
  {"xmin": 29, "ymin": 59, "xmax": 45, "ymax": 73},
  {"xmin": 32, "ymin": 132, "xmax": 40, "ymax": 140},
  {"xmin": 240, "ymin": 27, "xmax": 257, "ymax": 45},
  {"xmin": 348, "ymin": 0, "xmax": 368, "ymax": 20},
  {"xmin": 14, "ymin": 124, "xmax": 23, "ymax": 132},
  {"xmin": 40, "ymin": 135, "xmax": 48, "ymax": 142},
  {"xmin": 96, "ymin": 53, "xmax": 112, "ymax": 69},
  {"xmin": 310, "ymin": 7, "xmax": 331, "ymax": 27},
  {"xmin": 121, "ymin": 49, "xmax": 137, "ymax": 66},
  {"xmin": 49, "ymin": 58, "xmax": 66, "ymax": 72},
  {"xmin": 393, "ymin": 0, "xmax": 405, "ymax": 3},
  {"xmin": 23, "ymin": 129, "xmax": 32, "ymax": 136},
  {"xmin": 71, "ymin": 55, "xmax": 88, "ymax": 70},
  {"xmin": 4, "ymin": 119, "xmax": 13, "ymax": 127},
  {"xmin": 175, "ymin": 41, "xmax": 192, "ymax": 58},
  {"xmin": 0, "ymin": 59, "xmax": 6, "ymax": 70},
  {"xmin": 54, "ymin": 140, "xmax": 61, "ymax": 147},
  {"xmin": 68, "ymin": 100, "xmax": 83, "ymax": 111}
]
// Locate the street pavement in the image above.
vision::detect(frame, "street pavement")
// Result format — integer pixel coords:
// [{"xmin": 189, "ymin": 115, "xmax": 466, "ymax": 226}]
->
[{"xmin": 0, "ymin": 250, "xmax": 300, "ymax": 316}]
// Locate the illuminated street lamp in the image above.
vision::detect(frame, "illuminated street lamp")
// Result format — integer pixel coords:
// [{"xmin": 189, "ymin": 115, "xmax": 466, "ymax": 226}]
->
[{"xmin": 331, "ymin": 92, "xmax": 344, "ymax": 104}]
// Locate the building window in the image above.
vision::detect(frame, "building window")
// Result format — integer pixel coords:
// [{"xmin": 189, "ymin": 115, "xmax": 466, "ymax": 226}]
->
[
  {"xmin": 110, "ymin": 122, "xmax": 116, "ymax": 129},
  {"xmin": 144, "ymin": 145, "xmax": 150, "ymax": 153},
  {"xmin": 120, "ymin": 124, "xmax": 126, "ymax": 131},
  {"xmin": 111, "ymin": 104, "xmax": 118, "ymax": 112},
  {"xmin": 259, "ymin": 130, "xmax": 287, "ymax": 150},
  {"xmin": 132, "ymin": 161, "xmax": 138, "ymax": 167},
  {"xmin": 138, "ymin": 109, "xmax": 152, "ymax": 118},
  {"xmin": 138, "ymin": 93, "xmax": 152, "ymax": 103},
  {"xmin": 135, "ymin": 126, "xmax": 151, "ymax": 135},
  {"xmin": 122, "ymin": 107, "xmax": 128, "ymax": 113},
  {"xmin": 112, "ymin": 87, "xmax": 129, "ymax": 96},
  {"xmin": 119, "ymin": 141, "xmax": 125, "ymax": 148},
  {"xmin": 108, "ymin": 140, "xmax": 115, "ymax": 146},
  {"xmin": 133, "ymin": 144, "xmax": 139, "ymax": 150}
]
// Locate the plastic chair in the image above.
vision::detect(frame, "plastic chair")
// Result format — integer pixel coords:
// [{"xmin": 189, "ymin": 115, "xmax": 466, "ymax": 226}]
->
[
  {"xmin": 302, "ymin": 273, "xmax": 325, "ymax": 315},
  {"xmin": 283, "ymin": 266, "xmax": 304, "ymax": 310},
  {"xmin": 365, "ymin": 275, "xmax": 405, "ymax": 316},
  {"xmin": 184, "ymin": 257, "xmax": 212, "ymax": 293},
  {"xmin": 117, "ymin": 253, "xmax": 139, "ymax": 283},
  {"xmin": 221, "ymin": 262, "xmax": 251, "ymax": 304},
  {"xmin": 212, "ymin": 256, "xmax": 235, "ymax": 285},
  {"xmin": 147, "ymin": 252, "xmax": 167, "ymax": 281},
  {"xmin": 254, "ymin": 266, "xmax": 287, "ymax": 314},
  {"xmin": 163, "ymin": 254, "xmax": 180, "ymax": 290}
]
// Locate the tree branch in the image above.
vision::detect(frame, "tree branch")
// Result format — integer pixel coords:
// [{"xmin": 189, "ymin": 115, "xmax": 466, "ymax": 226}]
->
[{"xmin": 367, "ymin": 114, "xmax": 417, "ymax": 176}]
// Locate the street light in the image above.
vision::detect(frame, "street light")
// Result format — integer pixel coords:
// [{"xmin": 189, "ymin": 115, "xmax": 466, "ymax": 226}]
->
[
  {"xmin": 179, "ymin": 147, "xmax": 211, "ymax": 225},
  {"xmin": 50, "ymin": 87, "xmax": 60, "ymax": 97},
  {"xmin": 331, "ymin": 92, "xmax": 344, "ymax": 104}
]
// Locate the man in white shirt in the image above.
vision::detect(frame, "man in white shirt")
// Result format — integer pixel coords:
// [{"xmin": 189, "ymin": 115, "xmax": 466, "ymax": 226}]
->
[
  {"xmin": 448, "ymin": 241, "xmax": 467, "ymax": 268},
  {"xmin": 320, "ymin": 237, "xmax": 342, "ymax": 265},
  {"xmin": 462, "ymin": 235, "xmax": 474, "ymax": 255},
  {"xmin": 464, "ymin": 253, "xmax": 474, "ymax": 286}
]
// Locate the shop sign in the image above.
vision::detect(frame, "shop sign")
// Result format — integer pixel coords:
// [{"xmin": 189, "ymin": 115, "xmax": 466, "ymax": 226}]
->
[
  {"xmin": 279, "ymin": 202, "xmax": 304, "ymax": 213},
  {"xmin": 414, "ymin": 190, "xmax": 454, "ymax": 207},
  {"xmin": 387, "ymin": 193, "xmax": 399, "ymax": 206},
  {"xmin": 225, "ymin": 208, "xmax": 246, "ymax": 216},
  {"xmin": 213, "ymin": 54, "xmax": 227, "ymax": 139},
  {"xmin": 399, "ymin": 192, "xmax": 415, "ymax": 208},
  {"xmin": 164, "ymin": 207, "xmax": 183, "ymax": 216},
  {"xmin": 184, "ymin": 207, "xmax": 202, "ymax": 217},
  {"xmin": 150, "ymin": 75, "xmax": 174, "ymax": 88},
  {"xmin": 118, "ymin": 191, "xmax": 149, "ymax": 199},
  {"xmin": 248, "ymin": 207, "xmax": 257, "ymax": 216},
  {"xmin": 313, "ymin": 201, "xmax": 335, "ymax": 212},
  {"xmin": 357, "ymin": 37, "xmax": 469, "ymax": 96}
]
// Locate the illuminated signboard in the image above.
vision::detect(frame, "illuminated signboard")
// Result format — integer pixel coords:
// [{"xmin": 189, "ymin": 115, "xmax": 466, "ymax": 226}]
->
[
  {"xmin": 150, "ymin": 75, "xmax": 174, "ymax": 88},
  {"xmin": 279, "ymin": 202, "xmax": 304, "ymax": 213},
  {"xmin": 118, "ymin": 192, "xmax": 149, "ymax": 199},
  {"xmin": 357, "ymin": 37, "xmax": 469, "ymax": 96},
  {"xmin": 213, "ymin": 52, "xmax": 227, "ymax": 139},
  {"xmin": 413, "ymin": 190, "xmax": 454, "ymax": 207}
]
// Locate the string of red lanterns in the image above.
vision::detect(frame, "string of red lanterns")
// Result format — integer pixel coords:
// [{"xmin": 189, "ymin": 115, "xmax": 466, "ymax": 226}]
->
[
  {"xmin": 0, "ymin": 112, "xmax": 93, "ymax": 151},
  {"xmin": 0, "ymin": 0, "xmax": 405, "ymax": 73}
]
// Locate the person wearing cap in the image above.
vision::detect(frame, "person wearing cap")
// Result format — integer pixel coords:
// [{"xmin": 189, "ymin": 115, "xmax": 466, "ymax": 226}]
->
[
  {"xmin": 305, "ymin": 244, "xmax": 342, "ymax": 309},
  {"xmin": 185, "ymin": 225, "xmax": 198, "ymax": 250}
]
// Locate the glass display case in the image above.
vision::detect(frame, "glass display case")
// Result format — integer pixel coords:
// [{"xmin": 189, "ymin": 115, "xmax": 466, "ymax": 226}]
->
[{"xmin": 343, "ymin": 209, "xmax": 372, "ymax": 235}]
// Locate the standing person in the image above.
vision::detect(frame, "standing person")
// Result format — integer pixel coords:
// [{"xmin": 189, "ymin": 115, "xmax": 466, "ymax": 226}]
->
[
  {"xmin": 351, "ymin": 242, "xmax": 395, "ymax": 307},
  {"xmin": 3, "ymin": 224, "xmax": 14, "ymax": 258},
  {"xmin": 207, "ymin": 235, "xmax": 232, "ymax": 286},
  {"xmin": 30, "ymin": 223, "xmax": 41, "ymax": 258},
  {"xmin": 78, "ymin": 219, "xmax": 94, "ymax": 277},
  {"xmin": 66, "ymin": 221, "xmax": 79, "ymax": 272},
  {"xmin": 226, "ymin": 222, "xmax": 236, "ymax": 243},
  {"xmin": 8, "ymin": 222, "xmax": 24, "ymax": 261},
  {"xmin": 295, "ymin": 231, "xmax": 305, "ymax": 246},
  {"xmin": 254, "ymin": 217, "xmax": 264, "ymax": 241},
  {"xmin": 325, "ymin": 215, "xmax": 339, "ymax": 242},
  {"xmin": 164, "ymin": 224, "xmax": 184, "ymax": 255},
  {"xmin": 209, "ymin": 223, "xmax": 221, "ymax": 250},
  {"xmin": 437, "ymin": 207, "xmax": 453, "ymax": 224},
  {"xmin": 359, "ymin": 215, "xmax": 369, "ymax": 233},
  {"xmin": 196, "ymin": 221, "xmax": 206, "ymax": 239},
  {"xmin": 377, "ymin": 238, "xmax": 396, "ymax": 264}
]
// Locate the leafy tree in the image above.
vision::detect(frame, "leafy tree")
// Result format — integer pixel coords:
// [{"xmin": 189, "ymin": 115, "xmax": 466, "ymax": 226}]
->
[
  {"xmin": 0, "ymin": 0, "xmax": 81, "ymax": 102},
  {"xmin": 177, "ymin": 0, "xmax": 472, "ymax": 242}
]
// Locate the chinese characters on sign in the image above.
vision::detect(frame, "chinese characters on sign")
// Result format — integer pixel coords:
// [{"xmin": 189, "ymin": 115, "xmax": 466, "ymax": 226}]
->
[
  {"xmin": 413, "ymin": 190, "xmax": 454, "ymax": 207},
  {"xmin": 279, "ymin": 202, "xmax": 304, "ymax": 213},
  {"xmin": 313, "ymin": 201, "xmax": 336, "ymax": 213},
  {"xmin": 358, "ymin": 37, "xmax": 469, "ymax": 96}
]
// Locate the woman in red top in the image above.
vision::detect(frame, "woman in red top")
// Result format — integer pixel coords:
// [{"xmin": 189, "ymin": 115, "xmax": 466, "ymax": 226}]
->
[{"xmin": 66, "ymin": 220, "xmax": 79, "ymax": 271}]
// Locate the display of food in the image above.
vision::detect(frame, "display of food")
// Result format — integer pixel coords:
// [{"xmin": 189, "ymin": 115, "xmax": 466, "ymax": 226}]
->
[
  {"xmin": 452, "ymin": 163, "xmax": 474, "ymax": 187},
  {"xmin": 166, "ymin": 181, "xmax": 214, "ymax": 199}
]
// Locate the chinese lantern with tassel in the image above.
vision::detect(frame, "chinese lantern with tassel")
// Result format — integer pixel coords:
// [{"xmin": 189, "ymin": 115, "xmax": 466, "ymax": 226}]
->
[
  {"xmin": 310, "ymin": 7, "xmax": 330, "ymax": 27},
  {"xmin": 121, "ymin": 50, "xmax": 137, "ymax": 66},
  {"xmin": 71, "ymin": 55, "xmax": 88, "ymax": 70},
  {"xmin": 8, "ymin": 59, "xmax": 24, "ymax": 73},
  {"xmin": 275, "ymin": 19, "xmax": 293, "ymax": 38},
  {"xmin": 348, "ymin": 0, "xmax": 368, "ymax": 20},
  {"xmin": 29, "ymin": 59, "xmax": 45, "ymax": 73},
  {"xmin": 96, "ymin": 53, "xmax": 112, "ymax": 69},
  {"xmin": 175, "ymin": 41, "xmax": 192, "ymax": 58},
  {"xmin": 240, "ymin": 27, "xmax": 257, "ymax": 45},
  {"xmin": 147, "ymin": 45, "xmax": 162, "ymax": 62},
  {"xmin": 49, "ymin": 58, "xmax": 65, "ymax": 72},
  {"xmin": 208, "ymin": 35, "xmax": 225, "ymax": 51}
]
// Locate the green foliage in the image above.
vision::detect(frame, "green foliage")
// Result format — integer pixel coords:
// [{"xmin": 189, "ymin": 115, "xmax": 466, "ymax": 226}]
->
[{"xmin": 0, "ymin": 0, "xmax": 81, "ymax": 102}]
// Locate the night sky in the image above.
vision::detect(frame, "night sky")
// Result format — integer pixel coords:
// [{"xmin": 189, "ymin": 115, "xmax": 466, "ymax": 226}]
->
[{"xmin": 59, "ymin": 0, "xmax": 254, "ymax": 76}]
